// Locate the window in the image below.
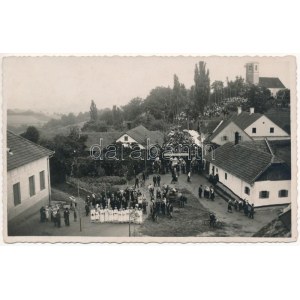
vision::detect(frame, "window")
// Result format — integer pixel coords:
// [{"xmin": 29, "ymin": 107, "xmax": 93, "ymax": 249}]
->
[
  {"xmin": 124, "ymin": 135, "xmax": 128, "ymax": 142},
  {"xmin": 252, "ymin": 128, "xmax": 256, "ymax": 133},
  {"xmin": 29, "ymin": 175, "xmax": 35, "ymax": 197},
  {"xmin": 259, "ymin": 191, "xmax": 269, "ymax": 199},
  {"xmin": 278, "ymin": 190, "xmax": 288, "ymax": 198},
  {"xmin": 255, "ymin": 65, "xmax": 258, "ymax": 71},
  {"xmin": 225, "ymin": 173, "xmax": 227, "ymax": 180},
  {"xmin": 248, "ymin": 65, "xmax": 253, "ymax": 71},
  {"xmin": 222, "ymin": 135, "xmax": 228, "ymax": 141},
  {"xmin": 40, "ymin": 171, "xmax": 45, "ymax": 190},
  {"xmin": 13, "ymin": 182, "xmax": 21, "ymax": 206},
  {"xmin": 244, "ymin": 187, "xmax": 250, "ymax": 195},
  {"xmin": 270, "ymin": 127, "xmax": 274, "ymax": 133}
]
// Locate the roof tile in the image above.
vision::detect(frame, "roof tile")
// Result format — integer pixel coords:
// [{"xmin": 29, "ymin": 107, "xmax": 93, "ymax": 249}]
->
[{"xmin": 7, "ymin": 131, "xmax": 54, "ymax": 171}]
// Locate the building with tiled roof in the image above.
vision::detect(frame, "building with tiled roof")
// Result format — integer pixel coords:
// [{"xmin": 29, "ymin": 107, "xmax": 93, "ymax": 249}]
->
[
  {"xmin": 115, "ymin": 125, "xmax": 164, "ymax": 149},
  {"xmin": 205, "ymin": 108, "xmax": 290, "ymax": 146},
  {"xmin": 245, "ymin": 62, "xmax": 286, "ymax": 97},
  {"xmin": 85, "ymin": 125, "xmax": 164, "ymax": 154},
  {"xmin": 204, "ymin": 139, "xmax": 291, "ymax": 207},
  {"xmin": 6, "ymin": 131, "xmax": 54, "ymax": 222}
]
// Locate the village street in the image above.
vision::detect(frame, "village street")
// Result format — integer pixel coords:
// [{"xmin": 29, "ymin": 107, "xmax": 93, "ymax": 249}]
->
[{"xmin": 8, "ymin": 171, "xmax": 283, "ymax": 237}]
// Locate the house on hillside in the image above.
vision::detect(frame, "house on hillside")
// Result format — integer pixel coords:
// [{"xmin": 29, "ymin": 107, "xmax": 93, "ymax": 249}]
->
[
  {"xmin": 204, "ymin": 139, "xmax": 291, "ymax": 207},
  {"xmin": 85, "ymin": 125, "xmax": 165, "ymax": 153},
  {"xmin": 6, "ymin": 131, "xmax": 54, "ymax": 222},
  {"xmin": 205, "ymin": 107, "xmax": 290, "ymax": 146},
  {"xmin": 116, "ymin": 125, "xmax": 164, "ymax": 149}
]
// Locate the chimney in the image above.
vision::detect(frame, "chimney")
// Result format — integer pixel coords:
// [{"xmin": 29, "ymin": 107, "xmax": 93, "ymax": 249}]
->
[
  {"xmin": 237, "ymin": 106, "xmax": 242, "ymax": 115},
  {"xmin": 250, "ymin": 107, "xmax": 254, "ymax": 115}
]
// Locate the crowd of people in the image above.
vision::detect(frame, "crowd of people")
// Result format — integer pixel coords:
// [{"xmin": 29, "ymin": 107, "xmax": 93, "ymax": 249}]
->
[
  {"xmin": 84, "ymin": 187, "xmax": 148, "ymax": 215},
  {"xmin": 39, "ymin": 204, "xmax": 76, "ymax": 228},
  {"xmin": 90, "ymin": 206, "xmax": 143, "ymax": 224},
  {"xmin": 227, "ymin": 199, "xmax": 255, "ymax": 219},
  {"xmin": 198, "ymin": 184, "xmax": 215, "ymax": 201},
  {"xmin": 202, "ymin": 97, "xmax": 248, "ymax": 118}
]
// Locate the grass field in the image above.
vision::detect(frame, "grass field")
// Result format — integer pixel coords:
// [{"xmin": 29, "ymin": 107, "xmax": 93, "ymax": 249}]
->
[{"xmin": 136, "ymin": 188, "xmax": 227, "ymax": 237}]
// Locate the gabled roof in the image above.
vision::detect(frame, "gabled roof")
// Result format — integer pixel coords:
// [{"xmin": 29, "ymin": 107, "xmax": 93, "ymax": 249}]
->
[
  {"xmin": 204, "ymin": 118, "xmax": 233, "ymax": 143},
  {"xmin": 259, "ymin": 77, "xmax": 285, "ymax": 89},
  {"xmin": 84, "ymin": 125, "xmax": 164, "ymax": 149},
  {"xmin": 205, "ymin": 112, "xmax": 261, "ymax": 143},
  {"xmin": 204, "ymin": 141, "xmax": 290, "ymax": 184},
  {"xmin": 7, "ymin": 131, "xmax": 54, "ymax": 171},
  {"xmin": 85, "ymin": 131, "xmax": 124, "ymax": 149},
  {"xmin": 199, "ymin": 119, "xmax": 221, "ymax": 135},
  {"xmin": 205, "ymin": 142, "xmax": 272, "ymax": 184},
  {"xmin": 265, "ymin": 111, "xmax": 290, "ymax": 134},
  {"xmin": 126, "ymin": 125, "xmax": 164, "ymax": 145},
  {"xmin": 232, "ymin": 112, "xmax": 262, "ymax": 130}
]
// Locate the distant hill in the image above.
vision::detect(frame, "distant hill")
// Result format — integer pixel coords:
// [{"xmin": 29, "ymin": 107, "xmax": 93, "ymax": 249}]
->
[
  {"xmin": 7, "ymin": 109, "xmax": 56, "ymax": 128},
  {"xmin": 40, "ymin": 122, "xmax": 87, "ymax": 139},
  {"xmin": 7, "ymin": 109, "xmax": 68, "ymax": 135}
]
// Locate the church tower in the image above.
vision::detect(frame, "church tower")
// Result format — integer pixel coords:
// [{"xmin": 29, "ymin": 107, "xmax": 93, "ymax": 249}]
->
[{"xmin": 245, "ymin": 62, "xmax": 259, "ymax": 85}]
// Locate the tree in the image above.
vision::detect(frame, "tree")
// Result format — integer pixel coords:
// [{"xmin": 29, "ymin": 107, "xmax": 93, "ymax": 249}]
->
[
  {"xmin": 39, "ymin": 130, "xmax": 88, "ymax": 183},
  {"xmin": 171, "ymin": 74, "xmax": 188, "ymax": 123},
  {"xmin": 276, "ymin": 89, "xmax": 290, "ymax": 107},
  {"xmin": 225, "ymin": 76, "xmax": 247, "ymax": 98},
  {"xmin": 90, "ymin": 100, "xmax": 98, "ymax": 122},
  {"xmin": 21, "ymin": 126, "xmax": 40, "ymax": 143},
  {"xmin": 211, "ymin": 80, "xmax": 224, "ymax": 104},
  {"xmin": 122, "ymin": 97, "xmax": 143, "ymax": 121},
  {"xmin": 245, "ymin": 85, "xmax": 272, "ymax": 114},
  {"xmin": 194, "ymin": 61, "xmax": 210, "ymax": 114},
  {"xmin": 144, "ymin": 87, "xmax": 173, "ymax": 121}
]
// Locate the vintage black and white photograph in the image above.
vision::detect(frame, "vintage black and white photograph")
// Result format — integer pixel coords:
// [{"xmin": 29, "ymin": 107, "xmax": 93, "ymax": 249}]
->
[{"xmin": 2, "ymin": 56, "xmax": 297, "ymax": 242}]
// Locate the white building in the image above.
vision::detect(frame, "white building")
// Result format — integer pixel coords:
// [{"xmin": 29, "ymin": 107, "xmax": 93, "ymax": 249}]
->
[
  {"xmin": 204, "ymin": 139, "xmax": 291, "ymax": 207},
  {"xmin": 205, "ymin": 108, "xmax": 290, "ymax": 146},
  {"xmin": 6, "ymin": 131, "xmax": 54, "ymax": 222},
  {"xmin": 116, "ymin": 125, "xmax": 164, "ymax": 149}
]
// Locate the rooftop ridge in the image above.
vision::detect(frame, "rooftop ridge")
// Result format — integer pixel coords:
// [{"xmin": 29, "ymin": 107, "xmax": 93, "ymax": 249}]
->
[{"xmin": 7, "ymin": 130, "xmax": 54, "ymax": 156}]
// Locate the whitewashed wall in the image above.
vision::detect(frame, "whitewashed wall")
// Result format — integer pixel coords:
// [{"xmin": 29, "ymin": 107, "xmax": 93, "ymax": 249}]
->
[
  {"xmin": 244, "ymin": 115, "xmax": 290, "ymax": 140},
  {"xmin": 253, "ymin": 180, "xmax": 291, "ymax": 207},
  {"xmin": 7, "ymin": 157, "xmax": 50, "ymax": 221},
  {"xmin": 210, "ymin": 163, "xmax": 290, "ymax": 207},
  {"xmin": 212, "ymin": 122, "xmax": 252, "ymax": 145},
  {"xmin": 210, "ymin": 163, "xmax": 252, "ymax": 200},
  {"xmin": 116, "ymin": 134, "xmax": 145, "ymax": 149}
]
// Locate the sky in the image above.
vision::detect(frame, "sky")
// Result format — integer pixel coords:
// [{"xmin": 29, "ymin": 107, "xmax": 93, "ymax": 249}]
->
[{"xmin": 3, "ymin": 56, "xmax": 292, "ymax": 115}]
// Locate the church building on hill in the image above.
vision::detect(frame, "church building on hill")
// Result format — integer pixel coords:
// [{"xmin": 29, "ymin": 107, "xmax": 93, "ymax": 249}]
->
[{"xmin": 245, "ymin": 62, "xmax": 286, "ymax": 97}]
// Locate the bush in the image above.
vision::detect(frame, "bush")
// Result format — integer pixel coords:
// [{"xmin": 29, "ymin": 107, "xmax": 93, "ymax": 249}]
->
[{"xmin": 67, "ymin": 176, "xmax": 127, "ymax": 195}]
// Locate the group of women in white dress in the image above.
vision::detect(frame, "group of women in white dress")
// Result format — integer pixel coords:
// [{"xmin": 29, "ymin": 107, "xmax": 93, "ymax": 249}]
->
[{"xmin": 90, "ymin": 206, "xmax": 143, "ymax": 224}]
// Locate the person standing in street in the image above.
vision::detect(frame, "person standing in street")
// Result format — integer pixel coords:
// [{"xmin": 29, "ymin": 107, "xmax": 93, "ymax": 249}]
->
[
  {"xmin": 157, "ymin": 174, "xmax": 161, "ymax": 187},
  {"xmin": 153, "ymin": 175, "xmax": 157, "ymax": 187},
  {"xmin": 249, "ymin": 204, "xmax": 255, "ymax": 219},
  {"xmin": 198, "ymin": 185, "xmax": 203, "ymax": 198},
  {"xmin": 64, "ymin": 208, "xmax": 70, "ymax": 226},
  {"xmin": 210, "ymin": 186, "xmax": 215, "ymax": 201},
  {"xmin": 85, "ymin": 203, "xmax": 90, "ymax": 216},
  {"xmin": 56, "ymin": 209, "xmax": 61, "ymax": 228},
  {"xmin": 187, "ymin": 171, "xmax": 191, "ymax": 183},
  {"xmin": 74, "ymin": 208, "xmax": 77, "ymax": 222},
  {"xmin": 227, "ymin": 200, "xmax": 233, "ymax": 213},
  {"xmin": 135, "ymin": 177, "xmax": 139, "ymax": 189}
]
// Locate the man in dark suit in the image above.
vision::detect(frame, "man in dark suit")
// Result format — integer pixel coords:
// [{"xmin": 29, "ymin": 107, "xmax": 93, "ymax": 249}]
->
[{"xmin": 198, "ymin": 185, "xmax": 203, "ymax": 198}]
